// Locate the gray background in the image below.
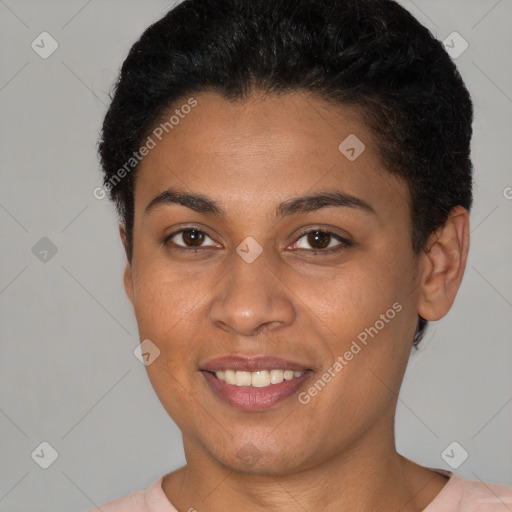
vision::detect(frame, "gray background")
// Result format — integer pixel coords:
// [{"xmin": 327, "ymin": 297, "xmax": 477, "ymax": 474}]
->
[{"xmin": 0, "ymin": 1, "xmax": 511, "ymax": 510}]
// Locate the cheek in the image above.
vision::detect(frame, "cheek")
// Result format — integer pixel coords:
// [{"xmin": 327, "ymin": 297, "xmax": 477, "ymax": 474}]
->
[
  {"xmin": 310, "ymin": 250, "xmax": 415, "ymax": 408},
  {"xmin": 131, "ymin": 262, "xmax": 209, "ymax": 428},
  {"xmin": 131, "ymin": 256, "xmax": 203, "ymax": 336},
  {"xmin": 316, "ymin": 253, "xmax": 405, "ymax": 335},
  {"xmin": 130, "ymin": 262, "xmax": 208, "ymax": 393}
]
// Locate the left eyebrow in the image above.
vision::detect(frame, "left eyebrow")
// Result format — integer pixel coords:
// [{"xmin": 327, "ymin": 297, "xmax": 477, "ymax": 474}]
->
[
  {"xmin": 144, "ymin": 187, "xmax": 376, "ymax": 219},
  {"xmin": 274, "ymin": 190, "xmax": 376, "ymax": 220}
]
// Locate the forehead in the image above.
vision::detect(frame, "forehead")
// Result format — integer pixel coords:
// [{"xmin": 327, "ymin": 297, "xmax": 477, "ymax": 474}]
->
[
  {"xmin": 149, "ymin": 91, "xmax": 368, "ymax": 158},
  {"xmin": 134, "ymin": 91, "xmax": 410, "ymax": 222}
]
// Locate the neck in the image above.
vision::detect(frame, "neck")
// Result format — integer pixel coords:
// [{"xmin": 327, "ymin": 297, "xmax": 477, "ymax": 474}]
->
[{"xmin": 162, "ymin": 421, "xmax": 448, "ymax": 512}]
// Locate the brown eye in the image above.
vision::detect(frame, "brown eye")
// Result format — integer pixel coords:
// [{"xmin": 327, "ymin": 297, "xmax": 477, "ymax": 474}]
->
[
  {"xmin": 294, "ymin": 229, "xmax": 352, "ymax": 254},
  {"xmin": 165, "ymin": 228, "xmax": 216, "ymax": 249},
  {"xmin": 181, "ymin": 229, "xmax": 205, "ymax": 247},
  {"xmin": 306, "ymin": 231, "xmax": 330, "ymax": 250}
]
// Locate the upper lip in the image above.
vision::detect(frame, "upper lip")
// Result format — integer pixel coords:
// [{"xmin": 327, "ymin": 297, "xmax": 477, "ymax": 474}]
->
[{"xmin": 200, "ymin": 355, "xmax": 311, "ymax": 372}]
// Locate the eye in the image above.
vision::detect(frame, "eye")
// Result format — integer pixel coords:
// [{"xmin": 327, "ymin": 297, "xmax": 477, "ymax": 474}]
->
[
  {"xmin": 164, "ymin": 227, "xmax": 218, "ymax": 251},
  {"xmin": 292, "ymin": 229, "xmax": 352, "ymax": 254},
  {"xmin": 163, "ymin": 226, "xmax": 352, "ymax": 255}
]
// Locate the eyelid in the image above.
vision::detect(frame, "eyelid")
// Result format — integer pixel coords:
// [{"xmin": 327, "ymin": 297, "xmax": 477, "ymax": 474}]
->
[
  {"xmin": 164, "ymin": 225, "xmax": 219, "ymax": 249},
  {"xmin": 291, "ymin": 228, "xmax": 353, "ymax": 254},
  {"xmin": 293, "ymin": 226, "xmax": 352, "ymax": 244}
]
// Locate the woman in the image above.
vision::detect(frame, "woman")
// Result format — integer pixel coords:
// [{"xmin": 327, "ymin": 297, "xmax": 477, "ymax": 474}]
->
[{"xmin": 92, "ymin": 0, "xmax": 512, "ymax": 510}]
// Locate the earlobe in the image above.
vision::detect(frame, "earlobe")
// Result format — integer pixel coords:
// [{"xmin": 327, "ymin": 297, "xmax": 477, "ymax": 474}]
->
[
  {"xmin": 119, "ymin": 224, "xmax": 134, "ymax": 306},
  {"xmin": 417, "ymin": 206, "xmax": 470, "ymax": 321}
]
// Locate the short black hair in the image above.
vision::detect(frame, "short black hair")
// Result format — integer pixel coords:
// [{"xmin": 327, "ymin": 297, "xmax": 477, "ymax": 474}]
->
[{"xmin": 98, "ymin": 0, "xmax": 474, "ymax": 348}]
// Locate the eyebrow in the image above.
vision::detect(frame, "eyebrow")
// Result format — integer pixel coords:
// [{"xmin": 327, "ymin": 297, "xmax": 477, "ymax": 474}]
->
[{"xmin": 144, "ymin": 188, "xmax": 376, "ymax": 220}]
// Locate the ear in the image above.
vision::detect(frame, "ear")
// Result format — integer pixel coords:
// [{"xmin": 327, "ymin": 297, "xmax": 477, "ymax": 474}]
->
[
  {"xmin": 417, "ymin": 206, "xmax": 470, "ymax": 321},
  {"xmin": 119, "ymin": 224, "xmax": 134, "ymax": 306}
]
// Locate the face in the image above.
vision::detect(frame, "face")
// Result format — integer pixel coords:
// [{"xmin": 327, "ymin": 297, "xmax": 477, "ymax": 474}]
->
[{"xmin": 124, "ymin": 91, "xmax": 425, "ymax": 475}]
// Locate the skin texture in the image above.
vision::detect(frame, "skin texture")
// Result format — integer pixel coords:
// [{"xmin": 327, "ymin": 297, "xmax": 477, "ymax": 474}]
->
[{"xmin": 121, "ymin": 91, "xmax": 469, "ymax": 512}]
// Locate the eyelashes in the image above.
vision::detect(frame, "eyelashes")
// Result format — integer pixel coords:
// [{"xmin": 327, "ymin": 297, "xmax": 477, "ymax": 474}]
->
[
  {"xmin": 292, "ymin": 229, "xmax": 352, "ymax": 253},
  {"xmin": 163, "ymin": 226, "xmax": 353, "ymax": 256},
  {"xmin": 164, "ymin": 228, "xmax": 217, "ymax": 252}
]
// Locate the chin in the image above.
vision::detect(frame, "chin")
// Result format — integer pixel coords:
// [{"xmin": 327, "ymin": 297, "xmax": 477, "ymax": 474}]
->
[{"xmin": 208, "ymin": 439, "xmax": 311, "ymax": 476}]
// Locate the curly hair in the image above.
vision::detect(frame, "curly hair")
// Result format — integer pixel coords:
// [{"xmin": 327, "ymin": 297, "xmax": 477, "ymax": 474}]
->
[{"xmin": 98, "ymin": 0, "xmax": 474, "ymax": 348}]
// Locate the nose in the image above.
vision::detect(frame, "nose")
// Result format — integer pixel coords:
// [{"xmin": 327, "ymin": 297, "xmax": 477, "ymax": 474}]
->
[{"xmin": 208, "ymin": 250, "xmax": 296, "ymax": 337}]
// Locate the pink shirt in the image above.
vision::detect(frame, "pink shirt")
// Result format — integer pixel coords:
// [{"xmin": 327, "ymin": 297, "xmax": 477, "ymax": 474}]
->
[{"xmin": 90, "ymin": 469, "xmax": 512, "ymax": 511}]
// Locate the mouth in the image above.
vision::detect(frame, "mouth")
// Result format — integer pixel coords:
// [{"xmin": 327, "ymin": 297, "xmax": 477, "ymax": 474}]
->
[
  {"xmin": 213, "ymin": 368, "xmax": 307, "ymax": 386},
  {"xmin": 200, "ymin": 355, "xmax": 313, "ymax": 411}
]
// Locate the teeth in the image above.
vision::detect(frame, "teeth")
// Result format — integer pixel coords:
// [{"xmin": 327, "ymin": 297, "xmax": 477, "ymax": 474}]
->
[
  {"xmin": 225, "ymin": 370, "xmax": 236, "ymax": 385},
  {"xmin": 270, "ymin": 369, "xmax": 284, "ymax": 384},
  {"xmin": 214, "ymin": 369, "xmax": 306, "ymax": 387},
  {"xmin": 251, "ymin": 370, "xmax": 270, "ymax": 387},
  {"xmin": 235, "ymin": 371, "xmax": 252, "ymax": 386}
]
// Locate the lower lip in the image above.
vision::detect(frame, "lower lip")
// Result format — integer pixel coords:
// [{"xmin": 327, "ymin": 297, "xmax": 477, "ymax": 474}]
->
[{"xmin": 201, "ymin": 370, "xmax": 312, "ymax": 411}]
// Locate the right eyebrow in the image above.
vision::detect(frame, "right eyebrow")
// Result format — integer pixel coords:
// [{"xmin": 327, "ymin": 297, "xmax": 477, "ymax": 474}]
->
[{"xmin": 145, "ymin": 189, "xmax": 223, "ymax": 216}]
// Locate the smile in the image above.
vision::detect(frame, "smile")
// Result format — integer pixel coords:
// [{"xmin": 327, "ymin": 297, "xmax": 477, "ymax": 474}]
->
[
  {"xmin": 214, "ymin": 369, "xmax": 306, "ymax": 387},
  {"xmin": 201, "ymin": 369, "xmax": 313, "ymax": 411}
]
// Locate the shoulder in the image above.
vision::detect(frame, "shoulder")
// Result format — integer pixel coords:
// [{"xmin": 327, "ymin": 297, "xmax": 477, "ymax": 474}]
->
[
  {"xmin": 423, "ymin": 469, "xmax": 512, "ymax": 512},
  {"xmin": 88, "ymin": 489, "xmax": 148, "ymax": 512},
  {"xmin": 458, "ymin": 476, "xmax": 512, "ymax": 511},
  {"xmin": 86, "ymin": 475, "xmax": 175, "ymax": 512}
]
